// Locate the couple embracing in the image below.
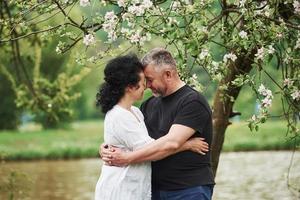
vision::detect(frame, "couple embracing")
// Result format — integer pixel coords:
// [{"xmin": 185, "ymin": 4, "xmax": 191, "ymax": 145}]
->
[{"xmin": 95, "ymin": 48, "xmax": 215, "ymax": 200}]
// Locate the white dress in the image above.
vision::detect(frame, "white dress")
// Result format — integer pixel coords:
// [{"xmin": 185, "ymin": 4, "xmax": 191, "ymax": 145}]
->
[{"xmin": 95, "ymin": 105, "xmax": 153, "ymax": 200}]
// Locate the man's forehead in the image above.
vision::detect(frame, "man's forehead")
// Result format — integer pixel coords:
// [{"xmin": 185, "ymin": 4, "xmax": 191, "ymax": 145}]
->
[{"xmin": 143, "ymin": 64, "xmax": 155, "ymax": 76}]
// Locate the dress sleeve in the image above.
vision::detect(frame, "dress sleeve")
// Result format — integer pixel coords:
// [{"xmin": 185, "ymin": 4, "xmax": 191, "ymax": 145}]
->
[
  {"xmin": 173, "ymin": 99, "xmax": 211, "ymax": 135},
  {"xmin": 112, "ymin": 113, "xmax": 153, "ymax": 150}
]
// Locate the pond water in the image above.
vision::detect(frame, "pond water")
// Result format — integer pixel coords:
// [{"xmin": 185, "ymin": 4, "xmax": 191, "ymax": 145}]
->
[{"xmin": 0, "ymin": 151, "xmax": 299, "ymax": 200}]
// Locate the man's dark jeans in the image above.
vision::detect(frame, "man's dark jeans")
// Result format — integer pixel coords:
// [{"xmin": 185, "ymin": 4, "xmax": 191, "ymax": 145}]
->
[{"xmin": 152, "ymin": 185, "xmax": 214, "ymax": 200}]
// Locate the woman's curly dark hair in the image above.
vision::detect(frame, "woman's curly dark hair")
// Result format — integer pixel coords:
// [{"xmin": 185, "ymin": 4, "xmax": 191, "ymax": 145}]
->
[{"xmin": 96, "ymin": 54, "xmax": 144, "ymax": 113}]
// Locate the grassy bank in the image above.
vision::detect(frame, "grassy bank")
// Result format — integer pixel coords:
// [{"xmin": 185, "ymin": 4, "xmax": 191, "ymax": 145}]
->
[
  {"xmin": 0, "ymin": 120, "xmax": 298, "ymax": 161},
  {"xmin": 0, "ymin": 121, "xmax": 103, "ymax": 161}
]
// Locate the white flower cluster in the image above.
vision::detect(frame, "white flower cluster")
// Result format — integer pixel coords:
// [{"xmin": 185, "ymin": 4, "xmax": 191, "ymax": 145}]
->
[
  {"xmin": 103, "ymin": 11, "xmax": 118, "ymax": 41},
  {"xmin": 238, "ymin": 30, "xmax": 248, "ymax": 39},
  {"xmin": 283, "ymin": 79, "xmax": 300, "ymax": 101},
  {"xmin": 293, "ymin": 1, "xmax": 300, "ymax": 14},
  {"xmin": 255, "ymin": 1, "xmax": 270, "ymax": 17},
  {"xmin": 283, "ymin": 78, "xmax": 294, "ymax": 87},
  {"xmin": 223, "ymin": 52, "xmax": 237, "ymax": 63},
  {"xmin": 117, "ymin": 0, "xmax": 126, "ymax": 7},
  {"xmin": 295, "ymin": 38, "xmax": 300, "ymax": 49},
  {"xmin": 258, "ymin": 84, "xmax": 273, "ymax": 108},
  {"xmin": 127, "ymin": 0, "xmax": 153, "ymax": 16},
  {"xmin": 128, "ymin": 30, "xmax": 151, "ymax": 45},
  {"xmin": 80, "ymin": 0, "xmax": 90, "ymax": 7},
  {"xmin": 55, "ymin": 41, "xmax": 65, "ymax": 54},
  {"xmin": 239, "ymin": 0, "xmax": 246, "ymax": 7},
  {"xmin": 168, "ymin": 17, "xmax": 179, "ymax": 26},
  {"xmin": 83, "ymin": 33, "xmax": 95, "ymax": 46},
  {"xmin": 207, "ymin": 61, "xmax": 223, "ymax": 81},
  {"xmin": 199, "ymin": 49, "xmax": 210, "ymax": 60},
  {"xmin": 171, "ymin": 1, "xmax": 181, "ymax": 10},
  {"xmin": 291, "ymin": 90, "xmax": 300, "ymax": 101},
  {"xmin": 255, "ymin": 45, "xmax": 275, "ymax": 60}
]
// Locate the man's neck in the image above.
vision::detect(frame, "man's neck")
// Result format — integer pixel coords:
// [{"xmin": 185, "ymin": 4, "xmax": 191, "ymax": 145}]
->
[{"xmin": 164, "ymin": 80, "xmax": 185, "ymax": 97}]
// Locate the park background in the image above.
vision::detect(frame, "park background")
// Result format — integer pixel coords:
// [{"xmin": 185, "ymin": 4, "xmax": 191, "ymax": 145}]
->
[{"xmin": 0, "ymin": 0, "xmax": 299, "ymax": 200}]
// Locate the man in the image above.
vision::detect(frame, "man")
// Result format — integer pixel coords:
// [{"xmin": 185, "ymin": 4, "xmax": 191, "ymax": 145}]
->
[{"xmin": 101, "ymin": 48, "xmax": 215, "ymax": 200}]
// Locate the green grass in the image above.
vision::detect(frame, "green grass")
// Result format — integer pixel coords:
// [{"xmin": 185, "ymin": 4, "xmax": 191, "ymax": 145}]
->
[
  {"xmin": 0, "ymin": 120, "xmax": 298, "ymax": 161},
  {"xmin": 0, "ymin": 120, "xmax": 104, "ymax": 161},
  {"xmin": 222, "ymin": 120, "xmax": 298, "ymax": 151}
]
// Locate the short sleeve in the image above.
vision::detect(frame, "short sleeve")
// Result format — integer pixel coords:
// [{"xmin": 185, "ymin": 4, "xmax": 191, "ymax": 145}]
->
[
  {"xmin": 112, "ymin": 113, "xmax": 153, "ymax": 150},
  {"xmin": 173, "ymin": 100, "xmax": 211, "ymax": 134}
]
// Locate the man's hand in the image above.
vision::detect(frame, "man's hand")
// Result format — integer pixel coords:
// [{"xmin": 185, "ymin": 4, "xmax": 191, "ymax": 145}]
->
[
  {"xmin": 186, "ymin": 137, "xmax": 209, "ymax": 155},
  {"xmin": 101, "ymin": 148, "xmax": 131, "ymax": 167},
  {"xmin": 99, "ymin": 143, "xmax": 114, "ymax": 158},
  {"xmin": 99, "ymin": 143, "xmax": 130, "ymax": 167}
]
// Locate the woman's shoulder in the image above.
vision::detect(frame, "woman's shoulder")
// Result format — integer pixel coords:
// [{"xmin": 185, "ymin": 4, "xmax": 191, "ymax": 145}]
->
[
  {"xmin": 105, "ymin": 105, "xmax": 128, "ymax": 120},
  {"xmin": 131, "ymin": 106, "xmax": 144, "ymax": 119},
  {"xmin": 131, "ymin": 105, "xmax": 141, "ymax": 112}
]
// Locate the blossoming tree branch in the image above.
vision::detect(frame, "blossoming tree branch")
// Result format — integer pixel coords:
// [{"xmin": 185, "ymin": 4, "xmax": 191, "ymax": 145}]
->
[{"xmin": 0, "ymin": 0, "xmax": 299, "ymax": 174}]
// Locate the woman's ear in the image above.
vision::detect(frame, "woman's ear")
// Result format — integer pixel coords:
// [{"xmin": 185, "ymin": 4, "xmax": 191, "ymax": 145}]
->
[
  {"xmin": 125, "ymin": 86, "xmax": 131, "ymax": 93},
  {"xmin": 126, "ymin": 85, "xmax": 137, "ymax": 92}
]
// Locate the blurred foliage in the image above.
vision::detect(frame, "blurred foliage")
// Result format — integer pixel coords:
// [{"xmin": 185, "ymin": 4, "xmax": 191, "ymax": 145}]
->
[{"xmin": 0, "ymin": 74, "xmax": 19, "ymax": 130}]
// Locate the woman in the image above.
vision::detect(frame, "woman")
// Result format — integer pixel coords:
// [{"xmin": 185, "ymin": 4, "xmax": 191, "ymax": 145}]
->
[{"xmin": 94, "ymin": 54, "xmax": 207, "ymax": 200}]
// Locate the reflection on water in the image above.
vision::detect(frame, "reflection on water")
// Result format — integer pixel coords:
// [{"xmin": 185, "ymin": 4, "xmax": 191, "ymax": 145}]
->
[
  {"xmin": 0, "ymin": 152, "xmax": 299, "ymax": 200},
  {"xmin": 0, "ymin": 159, "xmax": 102, "ymax": 200},
  {"xmin": 214, "ymin": 152, "xmax": 300, "ymax": 200}
]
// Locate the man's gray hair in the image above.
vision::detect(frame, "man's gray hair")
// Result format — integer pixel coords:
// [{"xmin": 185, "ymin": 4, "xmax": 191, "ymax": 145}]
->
[{"xmin": 141, "ymin": 48, "xmax": 176, "ymax": 70}]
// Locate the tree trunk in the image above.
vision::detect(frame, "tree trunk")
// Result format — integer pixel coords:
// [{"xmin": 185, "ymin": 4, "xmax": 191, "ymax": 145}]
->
[{"xmin": 211, "ymin": 51, "xmax": 255, "ymax": 176}]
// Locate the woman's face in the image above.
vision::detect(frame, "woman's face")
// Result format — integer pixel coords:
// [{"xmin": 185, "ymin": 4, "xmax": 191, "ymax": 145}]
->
[{"xmin": 130, "ymin": 72, "xmax": 146, "ymax": 101}]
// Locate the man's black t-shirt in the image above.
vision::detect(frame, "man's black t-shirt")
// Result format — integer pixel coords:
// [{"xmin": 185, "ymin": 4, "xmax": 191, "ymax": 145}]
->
[{"xmin": 140, "ymin": 85, "xmax": 215, "ymax": 190}]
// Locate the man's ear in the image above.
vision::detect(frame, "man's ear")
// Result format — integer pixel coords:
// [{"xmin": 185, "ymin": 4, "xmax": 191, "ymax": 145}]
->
[{"xmin": 164, "ymin": 70, "xmax": 172, "ymax": 79}]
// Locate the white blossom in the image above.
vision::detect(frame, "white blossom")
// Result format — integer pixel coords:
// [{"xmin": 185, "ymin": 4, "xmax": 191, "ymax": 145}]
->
[
  {"xmin": 142, "ymin": 0, "xmax": 153, "ymax": 9},
  {"xmin": 251, "ymin": 115, "xmax": 257, "ymax": 121},
  {"xmin": 83, "ymin": 34, "xmax": 95, "ymax": 46},
  {"xmin": 168, "ymin": 17, "xmax": 179, "ymax": 26},
  {"xmin": 103, "ymin": 11, "xmax": 118, "ymax": 41},
  {"xmin": 171, "ymin": 1, "xmax": 181, "ymax": 10},
  {"xmin": 295, "ymin": 38, "xmax": 300, "ymax": 49},
  {"xmin": 199, "ymin": 49, "xmax": 209, "ymax": 60},
  {"xmin": 80, "ymin": 0, "xmax": 90, "ymax": 7},
  {"xmin": 128, "ymin": 0, "xmax": 153, "ymax": 16},
  {"xmin": 55, "ymin": 41, "xmax": 64, "ymax": 54},
  {"xmin": 276, "ymin": 32, "xmax": 283, "ymax": 38},
  {"xmin": 223, "ymin": 52, "xmax": 237, "ymax": 63},
  {"xmin": 293, "ymin": 1, "xmax": 300, "ymax": 14},
  {"xmin": 258, "ymin": 84, "xmax": 273, "ymax": 108},
  {"xmin": 291, "ymin": 90, "xmax": 300, "ymax": 100},
  {"xmin": 262, "ymin": 98, "xmax": 272, "ymax": 107},
  {"xmin": 128, "ymin": 5, "xmax": 145, "ymax": 16},
  {"xmin": 56, "ymin": 46, "xmax": 62, "ymax": 54},
  {"xmin": 254, "ymin": 1, "xmax": 269, "ymax": 16},
  {"xmin": 48, "ymin": 103, "xmax": 52, "ymax": 108},
  {"xmin": 239, "ymin": 30, "xmax": 248, "ymax": 39},
  {"xmin": 105, "ymin": 11, "xmax": 117, "ymax": 21},
  {"xmin": 122, "ymin": 13, "xmax": 131, "ymax": 21},
  {"xmin": 239, "ymin": 0, "xmax": 246, "ymax": 7},
  {"xmin": 264, "ymin": 10, "xmax": 270, "ymax": 17},
  {"xmin": 258, "ymin": 84, "xmax": 273, "ymax": 98},
  {"xmin": 129, "ymin": 30, "xmax": 142, "ymax": 44},
  {"xmin": 117, "ymin": 0, "xmax": 126, "ymax": 7},
  {"xmin": 267, "ymin": 45, "xmax": 275, "ymax": 54},
  {"xmin": 255, "ymin": 47, "xmax": 265, "ymax": 60},
  {"xmin": 121, "ymin": 27, "xmax": 130, "ymax": 35},
  {"xmin": 283, "ymin": 78, "xmax": 294, "ymax": 87}
]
